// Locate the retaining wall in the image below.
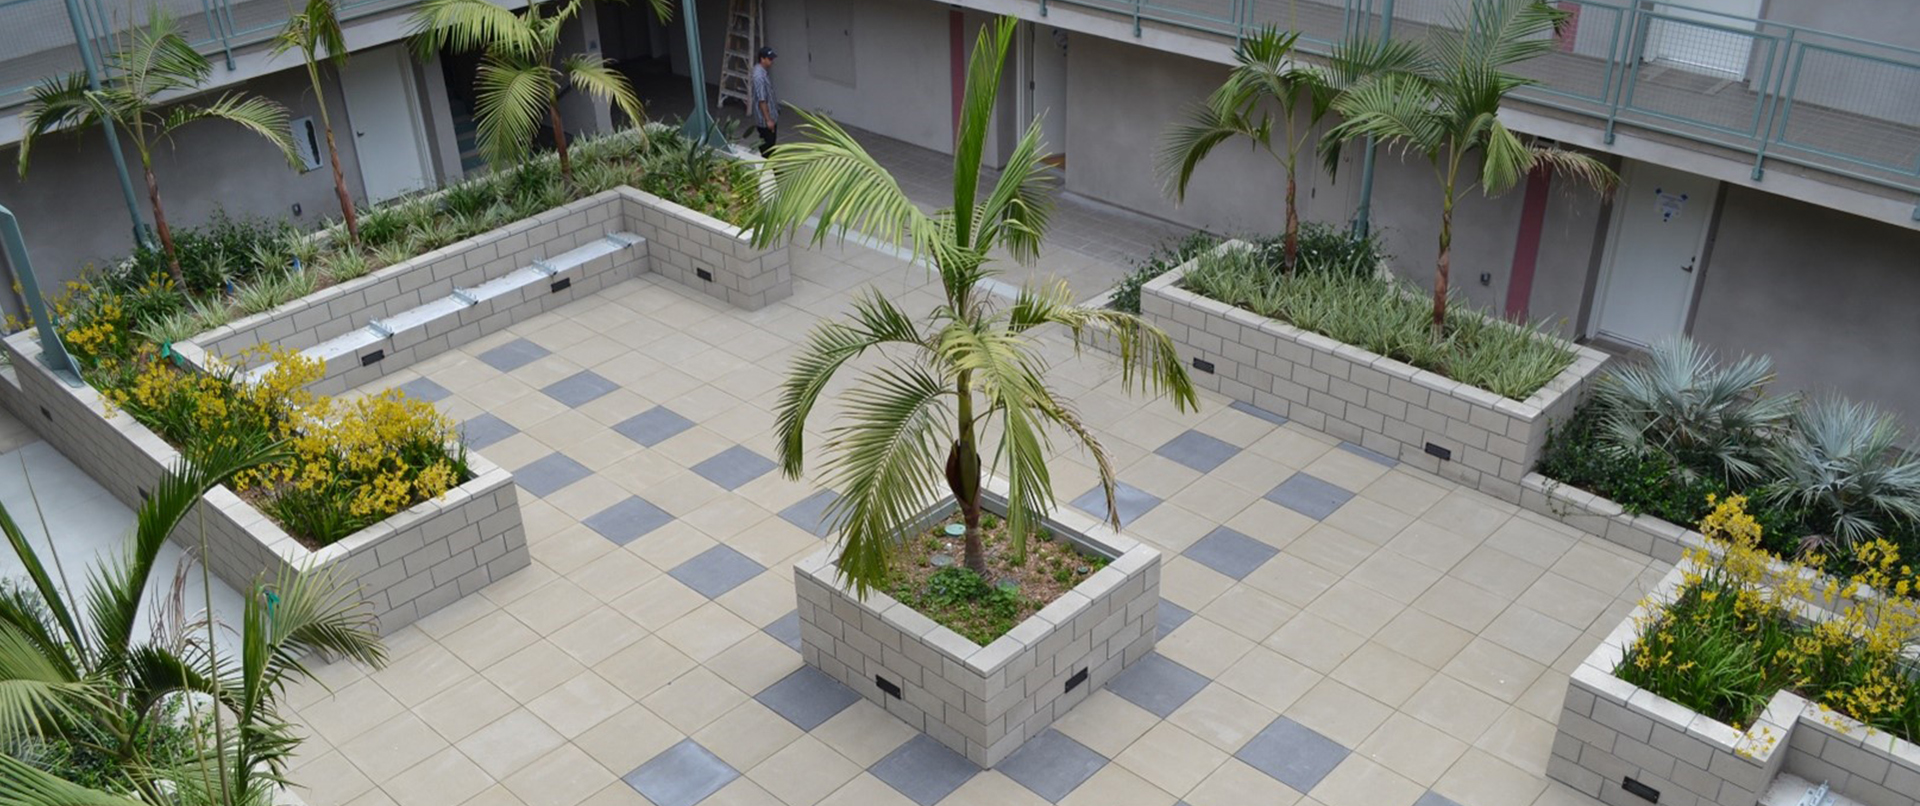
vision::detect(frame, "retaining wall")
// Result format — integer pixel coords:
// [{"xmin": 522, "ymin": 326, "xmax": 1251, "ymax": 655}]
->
[{"xmin": 620, "ymin": 188, "xmax": 791, "ymax": 310}]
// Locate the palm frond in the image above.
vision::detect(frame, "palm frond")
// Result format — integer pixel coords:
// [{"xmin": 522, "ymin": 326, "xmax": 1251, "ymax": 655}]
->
[
  {"xmin": 1008, "ymin": 281, "xmax": 1198, "ymax": 413},
  {"xmin": 950, "ymin": 16, "xmax": 1019, "ymax": 245},
  {"xmin": 408, "ymin": 0, "xmax": 538, "ymax": 60},
  {"xmin": 0, "ymin": 501, "xmax": 87, "ymax": 657},
  {"xmin": 563, "ymin": 54, "xmax": 645, "ymax": 128},
  {"xmin": 474, "ymin": 55, "xmax": 554, "ymax": 167},
  {"xmin": 17, "ymin": 73, "xmax": 103, "ymax": 176},
  {"xmin": 1527, "ymin": 144, "xmax": 1617, "ymax": 196},
  {"xmin": 1158, "ymin": 99, "xmax": 1263, "ymax": 202},
  {"xmin": 972, "ymin": 117, "xmax": 1057, "ymax": 264},
  {"xmin": 820, "ymin": 363, "xmax": 952, "ymax": 597},
  {"xmin": 1322, "ymin": 71, "xmax": 1444, "ymax": 174},
  {"xmin": 744, "ymin": 108, "xmax": 944, "ymax": 263},
  {"xmin": 775, "ymin": 291, "xmax": 927, "ymax": 477},
  {"xmin": 0, "ymin": 622, "xmax": 98, "ymax": 743},
  {"xmin": 0, "ymin": 753, "xmax": 146, "ymax": 806},
  {"xmin": 163, "ymin": 93, "xmax": 298, "ymax": 167}
]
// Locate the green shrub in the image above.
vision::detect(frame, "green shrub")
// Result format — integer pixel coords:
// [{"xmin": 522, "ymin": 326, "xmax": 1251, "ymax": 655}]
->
[
  {"xmin": 1765, "ymin": 395, "xmax": 1920, "ymax": 550},
  {"xmin": 1109, "ymin": 232, "xmax": 1219, "ymax": 314},
  {"xmin": 1255, "ymin": 221, "xmax": 1384, "ymax": 277},
  {"xmin": 1595, "ymin": 337, "xmax": 1792, "ymax": 485},
  {"xmin": 120, "ymin": 210, "xmax": 294, "ymax": 296}
]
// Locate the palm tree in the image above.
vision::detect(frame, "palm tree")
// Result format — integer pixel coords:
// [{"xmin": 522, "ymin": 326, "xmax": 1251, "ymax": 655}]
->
[
  {"xmin": 275, "ymin": 0, "xmax": 361, "ymax": 245},
  {"xmin": 1320, "ymin": 0, "xmax": 1616, "ymax": 336},
  {"xmin": 1159, "ymin": 27, "xmax": 1332, "ymax": 269},
  {"xmin": 18, "ymin": 10, "xmax": 299, "ymax": 292},
  {"xmin": 409, "ymin": 0, "xmax": 667, "ymax": 181},
  {"xmin": 745, "ymin": 16, "xmax": 1197, "ymax": 593},
  {"xmin": 0, "ymin": 439, "xmax": 386, "ymax": 804}
]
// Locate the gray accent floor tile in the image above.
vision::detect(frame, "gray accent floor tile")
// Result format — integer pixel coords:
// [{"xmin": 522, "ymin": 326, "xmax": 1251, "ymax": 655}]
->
[
  {"xmin": 997, "ymin": 729, "xmax": 1107, "ymax": 803},
  {"xmin": 1339, "ymin": 441, "xmax": 1399, "ymax": 467},
  {"xmin": 870, "ymin": 734, "xmax": 979, "ymax": 806},
  {"xmin": 1069, "ymin": 481, "xmax": 1161, "ymax": 529},
  {"xmin": 754, "ymin": 666, "xmax": 860, "ymax": 731},
  {"xmin": 1235, "ymin": 716, "xmax": 1349, "ymax": 793},
  {"xmin": 460, "ymin": 414, "xmax": 518, "ymax": 450},
  {"xmin": 764, "ymin": 610, "xmax": 801, "ymax": 652},
  {"xmin": 778, "ymin": 489, "xmax": 839, "ymax": 537},
  {"xmin": 668, "ymin": 545, "xmax": 766, "ymax": 599},
  {"xmin": 477, "ymin": 338, "xmax": 551, "ymax": 372},
  {"xmin": 395, "ymin": 377, "xmax": 452, "ymax": 403},
  {"xmin": 623, "ymin": 738, "xmax": 739, "ymax": 806},
  {"xmin": 1230, "ymin": 399, "xmax": 1289, "ymax": 426},
  {"xmin": 1106, "ymin": 653, "xmax": 1209, "ymax": 718},
  {"xmin": 543, "ymin": 369, "xmax": 620, "ymax": 407},
  {"xmin": 1158, "ymin": 600, "xmax": 1194, "ymax": 641},
  {"xmin": 1182, "ymin": 526, "xmax": 1280, "ymax": 580},
  {"xmin": 1264, "ymin": 472, "xmax": 1355, "ymax": 521},
  {"xmin": 613, "ymin": 406, "xmax": 695, "ymax": 447},
  {"xmin": 1155, "ymin": 429, "xmax": 1242, "ymax": 474},
  {"xmin": 690, "ymin": 445, "xmax": 776, "ymax": 491},
  {"xmin": 583, "ymin": 496, "xmax": 674, "ymax": 545},
  {"xmin": 1414, "ymin": 792, "xmax": 1466, "ymax": 806},
  {"xmin": 514, "ymin": 453, "xmax": 592, "ymax": 498}
]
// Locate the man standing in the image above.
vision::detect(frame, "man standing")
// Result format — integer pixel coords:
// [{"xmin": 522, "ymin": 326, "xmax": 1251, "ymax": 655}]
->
[{"xmin": 751, "ymin": 47, "xmax": 778, "ymax": 156}]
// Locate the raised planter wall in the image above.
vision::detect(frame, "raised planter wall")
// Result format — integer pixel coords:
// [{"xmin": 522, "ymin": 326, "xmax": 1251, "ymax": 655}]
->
[
  {"xmin": 1139, "ymin": 243, "xmax": 1611, "ymax": 502},
  {"xmin": 1520, "ymin": 473, "xmax": 1700, "ymax": 567},
  {"xmin": 1551, "ymin": 565, "xmax": 1920, "ymax": 806},
  {"xmin": 794, "ymin": 483, "xmax": 1160, "ymax": 768},
  {"xmin": 0, "ymin": 333, "xmax": 528, "ymax": 634},
  {"xmin": 620, "ymin": 187, "xmax": 791, "ymax": 310}
]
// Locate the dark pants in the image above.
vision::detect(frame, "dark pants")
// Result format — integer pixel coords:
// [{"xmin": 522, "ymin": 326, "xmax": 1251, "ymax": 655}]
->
[{"xmin": 757, "ymin": 125, "xmax": 777, "ymax": 156}]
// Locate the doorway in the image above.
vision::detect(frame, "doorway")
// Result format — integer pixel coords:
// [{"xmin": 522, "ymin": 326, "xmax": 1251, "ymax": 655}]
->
[
  {"xmin": 339, "ymin": 45, "xmax": 434, "ymax": 203},
  {"xmin": 1024, "ymin": 23, "xmax": 1068, "ymax": 170},
  {"xmin": 1644, "ymin": 0, "xmax": 1763, "ymax": 80},
  {"xmin": 1590, "ymin": 161, "xmax": 1720, "ymax": 349}
]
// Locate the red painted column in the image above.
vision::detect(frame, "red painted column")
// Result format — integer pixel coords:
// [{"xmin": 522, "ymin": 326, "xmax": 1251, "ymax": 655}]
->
[
  {"xmin": 1505, "ymin": 168, "xmax": 1554, "ymax": 319},
  {"xmin": 950, "ymin": 10, "xmax": 965, "ymax": 140}
]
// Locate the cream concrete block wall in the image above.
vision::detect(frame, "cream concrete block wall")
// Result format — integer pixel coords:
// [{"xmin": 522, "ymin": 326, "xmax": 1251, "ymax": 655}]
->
[
  {"xmin": 1139, "ymin": 243, "xmax": 1610, "ymax": 503},
  {"xmin": 1550, "ymin": 565, "xmax": 1920, "ymax": 806},
  {"xmin": 618, "ymin": 187, "xmax": 791, "ymax": 310},
  {"xmin": 793, "ymin": 483, "xmax": 1160, "ymax": 768}
]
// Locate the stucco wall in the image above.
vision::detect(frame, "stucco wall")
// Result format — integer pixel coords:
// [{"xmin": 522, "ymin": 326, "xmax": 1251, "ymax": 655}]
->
[{"xmin": 761, "ymin": 0, "xmax": 954, "ymax": 154}]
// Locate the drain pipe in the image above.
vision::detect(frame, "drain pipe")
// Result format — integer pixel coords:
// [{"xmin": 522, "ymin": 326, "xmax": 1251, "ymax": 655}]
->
[
  {"xmin": 62, "ymin": 0, "xmax": 152, "ymax": 251},
  {"xmin": 679, "ymin": 0, "xmax": 728, "ymax": 149},
  {"xmin": 1351, "ymin": 0, "xmax": 1395, "ymax": 238},
  {"xmin": 0, "ymin": 205, "xmax": 83, "ymax": 387}
]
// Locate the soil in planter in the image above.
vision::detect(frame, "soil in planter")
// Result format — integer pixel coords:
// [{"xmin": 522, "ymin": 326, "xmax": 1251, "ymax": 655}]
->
[{"xmin": 888, "ymin": 512, "xmax": 1110, "ymax": 646}]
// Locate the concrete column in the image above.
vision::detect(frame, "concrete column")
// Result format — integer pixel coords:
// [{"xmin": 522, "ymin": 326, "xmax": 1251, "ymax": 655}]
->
[
  {"xmin": 560, "ymin": 2, "xmax": 616, "ymax": 135},
  {"xmin": 414, "ymin": 53, "xmax": 465, "ymax": 184}
]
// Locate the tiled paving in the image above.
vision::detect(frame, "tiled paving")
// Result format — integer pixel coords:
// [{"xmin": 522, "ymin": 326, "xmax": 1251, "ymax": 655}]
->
[{"xmin": 295, "ymin": 237, "xmax": 1669, "ymax": 806}]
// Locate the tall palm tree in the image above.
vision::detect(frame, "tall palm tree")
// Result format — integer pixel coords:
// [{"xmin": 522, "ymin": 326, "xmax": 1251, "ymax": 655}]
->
[
  {"xmin": 746, "ymin": 16, "xmax": 1197, "ymax": 593},
  {"xmin": 1321, "ymin": 0, "xmax": 1615, "ymax": 336},
  {"xmin": 0, "ymin": 439, "xmax": 386, "ymax": 804},
  {"xmin": 18, "ymin": 10, "xmax": 299, "ymax": 292},
  {"xmin": 1159, "ymin": 27, "xmax": 1332, "ymax": 269},
  {"xmin": 275, "ymin": 0, "xmax": 361, "ymax": 245},
  {"xmin": 409, "ymin": 0, "xmax": 667, "ymax": 181}
]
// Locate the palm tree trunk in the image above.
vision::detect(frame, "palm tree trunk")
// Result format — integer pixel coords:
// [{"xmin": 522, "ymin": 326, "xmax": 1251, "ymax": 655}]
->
[
  {"xmin": 548, "ymin": 101, "xmax": 572, "ymax": 182},
  {"xmin": 144, "ymin": 164, "xmax": 187, "ymax": 292},
  {"xmin": 947, "ymin": 372, "xmax": 988, "ymax": 578},
  {"xmin": 325, "ymin": 125, "xmax": 359, "ymax": 245},
  {"xmin": 1283, "ymin": 170, "xmax": 1300, "ymax": 271},
  {"xmin": 1433, "ymin": 186, "xmax": 1454, "ymax": 341}
]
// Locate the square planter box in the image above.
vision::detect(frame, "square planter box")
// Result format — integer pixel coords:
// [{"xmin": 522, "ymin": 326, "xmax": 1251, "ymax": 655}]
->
[
  {"xmin": 792, "ymin": 477, "xmax": 1161, "ymax": 768},
  {"xmin": 1550, "ymin": 563, "xmax": 1920, "ymax": 806},
  {"xmin": 1140, "ymin": 240, "xmax": 1611, "ymax": 503}
]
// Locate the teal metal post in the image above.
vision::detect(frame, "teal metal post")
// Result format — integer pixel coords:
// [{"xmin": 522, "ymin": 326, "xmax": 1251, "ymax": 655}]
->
[
  {"xmin": 678, "ymin": 0, "xmax": 727, "ymax": 148},
  {"xmin": 62, "ymin": 0, "xmax": 151, "ymax": 251},
  {"xmin": 1352, "ymin": 0, "xmax": 1394, "ymax": 238},
  {"xmin": 0, "ymin": 205, "xmax": 82, "ymax": 387}
]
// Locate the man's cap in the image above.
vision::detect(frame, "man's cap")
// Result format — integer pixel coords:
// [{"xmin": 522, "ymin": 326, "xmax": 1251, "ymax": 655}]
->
[{"xmin": 758, "ymin": 46, "xmax": 777, "ymax": 59}]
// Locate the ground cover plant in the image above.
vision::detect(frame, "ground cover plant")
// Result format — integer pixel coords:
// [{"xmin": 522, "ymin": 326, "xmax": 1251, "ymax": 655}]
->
[
  {"xmin": 889, "ymin": 513, "xmax": 1110, "ymax": 645},
  {"xmin": 1180, "ymin": 242, "xmax": 1572, "ymax": 399},
  {"xmin": 1616, "ymin": 495, "xmax": 1920, "ymax": 744}
]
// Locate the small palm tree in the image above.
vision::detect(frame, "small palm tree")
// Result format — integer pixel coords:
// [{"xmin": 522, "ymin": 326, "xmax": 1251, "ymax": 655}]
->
[
  {"xmin": 746, "ymin": 17, "xmax": 1197, "ymax": 593},
  {"xmin": 1321, "ymin": 0, "xmax": 1615, "ymax": 336},
  {"xmin": 275, "ymin": 0, "xmax": 361, "ymax": 245},
  {"xmin": 410, "ymin": 0, "xmax": 667, "ymax": 181},
  {"xmin": 18, "ymin": 10, "xmax": 299, "ymax": 292},
  {"xmin": 0, "ymin": 440, "xmax": 386, "ymax": 804},
  {"xmin": 1160, "ymin": 27, "xmax": 1331, "ymax": 269}
]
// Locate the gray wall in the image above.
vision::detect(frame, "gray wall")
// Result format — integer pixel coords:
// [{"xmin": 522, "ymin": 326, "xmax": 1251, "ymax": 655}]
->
[
  {"xmin": 762, "ymin": 0, "xmax": 955, "ymax": 154},
  {"xmin": 0, "ymin": 63, "xmax": 367, "ymax": 292},
  {"xmin": 1690, "ymin": 185, "xmax": 1920, "ymax": 429},
  {"xmin": 1527, "ymin": 175, "xmax": 1613, "ymax": 337}
]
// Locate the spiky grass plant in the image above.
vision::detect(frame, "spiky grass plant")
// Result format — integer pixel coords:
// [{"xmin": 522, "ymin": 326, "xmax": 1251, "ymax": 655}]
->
[
  {"xmin": 1596, "ymin": 337, "xmax": 1794, "ymax": 485},
  {"xmin": 1766, "ymin": 395, "xmax": 1920, "ymax": 550}
]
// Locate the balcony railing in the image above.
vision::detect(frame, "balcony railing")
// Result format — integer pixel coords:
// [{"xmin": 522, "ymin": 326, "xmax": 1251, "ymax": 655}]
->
[{"xmin": 4, "ymin": 0, "xmax": 1918, "ymax": 199}]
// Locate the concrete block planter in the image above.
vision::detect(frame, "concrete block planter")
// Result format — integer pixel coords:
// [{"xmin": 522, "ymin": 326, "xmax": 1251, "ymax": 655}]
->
[
  {"xmin": 792, "ymin": 477, "xmax": 1161, "ymax": 768},
  {"xmin": 618, "ymin": 186, "xmax": 791, "ymax": 310},
  {"xmin": 0, "ymin": 332, "xmax": 527, "ymax": 635},
  {"xmin": 1139, "ymin": 241, "xmax": 1611, "ymax": 502},
  {"xmin": 1551, "ymin": 564, "xmax": 1920, "ymax": 806}
]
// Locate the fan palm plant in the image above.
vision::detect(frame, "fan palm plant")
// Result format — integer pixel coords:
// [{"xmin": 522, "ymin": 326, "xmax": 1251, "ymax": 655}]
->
[
  {"xmin": 409, "ymin": 0, "xmax": 667, "ymax": 181},
  {"xmin": 18, "ymin": 10, "xmax": 299, "ymax": 293},
  {"xmin": 745, "ymin": 16, "xmax": 1197, "ymax": 593},
  {"xmin": 1321, "ymin": 0, "xmax": 1615, "ymax": 336},
  {"xmin": 1766, "ymin": 395, "xmax": 1920, "ymax": 550},
  {"xmin": 1596, "ymin": 336, "xmax": 1793, "ymax": 485},
  {"xmin": 0, "ymin": 439, "xmax": 387, "ymax": 804},
  {"xmin": 274, "ymin": 0, "xmax": 361, "ymax": 245}
]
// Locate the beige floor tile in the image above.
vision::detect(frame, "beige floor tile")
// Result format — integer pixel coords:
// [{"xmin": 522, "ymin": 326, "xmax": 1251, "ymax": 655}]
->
[
  {"xmin": 1155, "ymin": 615, "xmax": 1256, "ymax": 679},
  {"xmin": 1410, "ymin": 577, "xmax": 1510, "ymax": 633},
  {"xmin": 1263, "ymin": 612, "xmax": 1367, "ymax": 675},
  {"xmin": 532, "ymin": 525, "xmax": 621, "ymax": 577},
  {"xmin": 701, "ymin": 778, "xmax": 790, "ymax": 806},
  {"xmin": 1484, "ymin": 515, "xmax": 1580, "ymax": 567},
  {"xmin": 547, "ymin": 608, "xmax": 649, "ymax": 667},
  {"xmin": 594, "ymin": 635, "xmax": 698, "ymax": 700},
  {"xmin": 642, "ymin": 667, "xmax": 747, "ymax": 733},
  {"xmin": 1119, "ymin": 453, "xmax": 1203, "ymax": 499},
  {"xmin": 1343, "ymin": 550, "xmax": 1446, "ymax": 605},
  {"xmin": 340, "ymin": 712, "xmax": 448, "ymax": 782},
  {"xmin": 600, "ymin": 450, "xmax": 685, "ymax": 495},
  {"xmin": 576, "ymin": 390, "xmax": 655, "ymax": 432},
  {"xmin": 504, "ymin": 578, "xmax": 604, "ymax": 636},
  {"xmin": 1515, "ymin": 670, "xmax": 1571, "ymax": 722},
  {"xmin": 345, "ymin": 788, "xmax": 400, "ymax": 806},
  {"xmin": 1310, "ymin": 755, "xmax": 1425, "ymax": 806},
  {"xmin": 441, "ymin": 609, "xmax": 542, "ymax": 670},
  {"xmin": 726, "ymin": 518, "xmax": 820, "ymax": 568},
  {"xmin": 1167, "ymin": 681, "xmax": 1279, "ymax": 752},
  {"xmin": 527, "ymin": 411, "xmax": 615, "ymax": 456},
  {"xmin": 1196, "ymin": 586, "xmax": 1297, "ymax": 642},
  {"xmin": 301, "ymin": 677, "xmax": 406, "ymax": 745},
  {"xmin": 1166, "ymin": 479, "xmax": 1262, "ymax": 527},
  {"xmin": 1419, "ymin": 491, "xmax": 1516, "ymax": 540},
  {"xmin": 1282, "ymin": 524, "xmax": 1377, "ymax": 577},
  {"xmin": 527, "ymin": 670, "xmax": 634, "ymax": 738},
  {"xmin": 1329, "ymin": 643, "xmax": 1434, "ymax": 708},
  {"xmin": 543, "ymin": 475, "xmax": 635, "ymax": 522},
  {"xmin": 1113, "ymin": 721, "xmax": 1229, "ymax": 797},
  {"xmin": 1480, "ymin": 605, "xmax": 1583, "ymax": 666},
  {"xmin": 656, "ymin": 601, "xmax": 758, "ymax": 662},
  {"xmin": 682, "ymin": 495, "xmax": 776, "ymax": 541},
  {"xmin": 573, "ymin": 702, "xmax": 684, "ymax": 774},
  {"xmin": 1549, "ymin": 540, "xmax": 1651, "ymax": 597},
  {"xmin": 1212, "ymin": 450, "xmax": 1300, "ymax": 495},
  {"xmin": 938, "ymin": 770, "xmax": 1051, "ymax": 806},
  {"xmin": 502, "ymin": 744, "xmax": 615, "ymax": 806},
  {"xmin": 1051, "ymin": 689, "xmax": 1161, "ymax": 758},
  {"xmin": 456, "ymin": 709, "xmax": 566, "ymax": 780},
  {"xmin": 415, "ymin": 675, "xmax": 520, "ymax": 743},
  {"xmin": 1057, "ymin": 764, "xmax": 1178, "ymax": 806},
  {"xmin": 1515, "ymin": 571, "xmax": 1616, "ymax": 630},
  {"xmin": 706, "ymin": 631, "xmax": 804, "ymax": 694},
  {"xmin": 1126, "ymin": 502, "xmax": 1220, "ymax": 554},
  {"xmin": 1400, "ymin": 675, "xmax": 1508, "ymax": 742},
  {"xmin": 575, "ymin": 782, "xmax": 651, "ymax": 806},
  {"xmin": 611, "ymin": 574, "xmax": 709, "ymax": 632},
  {"xmin": 1303, "ymin": 450, "xmax": 1393, "ymax": 496},
  {"xmin": 1433, "ymin": 748, "xmax": 1549, "ymax": 806},
  {"xmin": 815, "ymin": 773, "xmax": 916, "ymax": 806},
  {"xmin": 1220, "ymin": 498, "xmax": 1319, "ymax": 550},
  {"xmin": 808, "ymin": 699, "xmax": 917, "ymax": 767},
  {"xmin": 1381, "ymin": 520, "xmax": 1482, "ymax": 572},
  {"xmin": 1360, "ymin": 469, "xmax": 1450, "ymax": 516},
  {"xmin": 1442, "ymin": 637, "xmax": 1548, "ymax": 704},
  {"xmin": 381, "ymin": 746, "xmax": 495, "ymax": 806},
  {"xmin": 1246, "ymin": 426, "xmax": 1335, "ymax": 469},
  {"xmin": 1157, "ymin": 556, "xmax": 1237, "ymax": 611},
  {"xmin": 717, "ymin": 571, "xmax": 800, "ymax": 628},
  {"xmin": 1301, "ymin": 579, "xmax": 1404, "ymax": 638},
  {"xmin": 485, "ymin": 640, "xmax": 587, "ymax": 702},
  {"xmin": 1240, "ymin": 553, "xmax": 1342, "ymax": 609},
  {"xmin": 290, "ymin": 750, "xmax": 375, "ymax": 806},
  {"xmin": 1185, "ymin": 758, "xmax": 1304, "ymax": 806},
  {"xmin": 746, "ymin": 735, "xmax": 862, "ymax": 806},
  {"xmin": 1476, "ymin": 706, "xmax": 1559, "ymax": 776},
  {"xmin": 1320, "ymin": 497, "xmax": 1416, "ymax": 546},
  {"xmin": 1449, "ymin": 545, "xmax": 1548, "ymax": 600},
  {"xmin": 1371, "ymin": 609, "xmax": 1474, "ymax": 670},
  {"xmin": 1281, "ymin": 678, "xmax": 1394, "ymax": 748},
  {"xmin": 1354, "ymin": 712, "xmax": 1470, "ymax": 787},
  {"xmin": 410, "ymin": 591, "xmax": 503, "ymax": 640},
  {"xmin": 695, "ymin": 700, "xmax": 806, "ymax": 771},
  {"xmin": 1214, "ymin": 645, "xmax": 1323, "ymax": 713},
  {"xmin": 372, "ymin": 642, "xmax": 475, "ymax": 707}
]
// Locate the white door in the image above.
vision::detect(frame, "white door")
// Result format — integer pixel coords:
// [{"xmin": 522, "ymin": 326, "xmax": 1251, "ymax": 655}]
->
[
  {"xmin": 1645, "ymin": 0, "xmax": 1763, "ymax": 79},
  {"xmin": 1027, "ymin": 24, "xmax": 1068, "ymax": 167},
  {"xmin": 1592, "ymin": 162, "xmax": 1719, "ymax": 348},
  {"xmin": 339, "ymin": 45, "xmax": 433, "ymax": 204}
]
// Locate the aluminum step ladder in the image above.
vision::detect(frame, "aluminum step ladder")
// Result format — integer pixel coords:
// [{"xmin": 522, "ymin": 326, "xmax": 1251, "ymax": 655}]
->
[{"xmin": 715, "ymin": 0, "xmax": 763, "ymax": 111}]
